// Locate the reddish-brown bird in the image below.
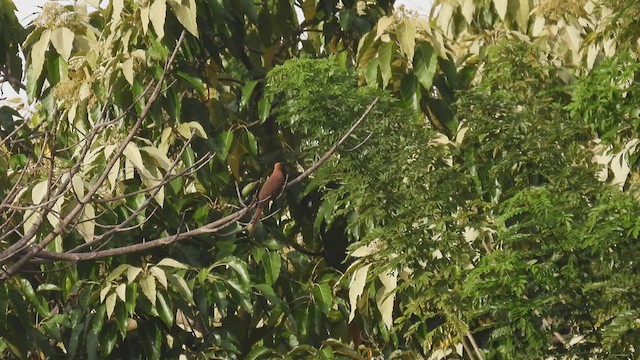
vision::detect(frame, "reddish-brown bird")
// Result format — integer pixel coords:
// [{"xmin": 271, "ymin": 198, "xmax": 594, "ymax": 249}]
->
[{"xmin": 249, "ymin": 162, "xmax": 285, "ymax": 233}]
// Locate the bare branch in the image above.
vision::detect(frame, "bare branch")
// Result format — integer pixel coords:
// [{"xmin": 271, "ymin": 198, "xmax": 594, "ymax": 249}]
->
[
  {"xmin": 0, "ymin": 31, "xmax": 188, "ymax": 280},
  {"xmin": 21, "ymin": 94, "xmax": 379, "ymax": 268},
  {"xmin": 286, "ymin": 97, "xmax": 379, "ymax": 188}
]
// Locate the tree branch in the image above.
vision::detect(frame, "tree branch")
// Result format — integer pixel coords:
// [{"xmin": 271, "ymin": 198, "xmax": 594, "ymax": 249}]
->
[{"xmin": 25, "ymin": 97, "xmax": 379, "ymax": 264}]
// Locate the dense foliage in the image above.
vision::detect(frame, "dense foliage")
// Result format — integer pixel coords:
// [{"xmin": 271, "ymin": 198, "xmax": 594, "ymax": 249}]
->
[{"xmin": 1, "ymin": 0, "xmax": 639, "ymax": 359}]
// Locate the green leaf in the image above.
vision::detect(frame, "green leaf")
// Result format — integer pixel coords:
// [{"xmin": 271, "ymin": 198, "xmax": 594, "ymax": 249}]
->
[
  {"xmin": 226, "ymin": 278, "xmax": 253, "ymax": 314},
  {"xmin": 312, "ymin": 283, "xmax": 332, "ymax": 315},
  {"xmin": 168, "ymin": 274, "xmax": 194, "ymax": 305},
  {"xmin": 262, "ymin": 251, "xmax": 281, "ymax": 285},
  {"xmin": 246, "ymin": 345, "xmax": 277, "ymax": 360},
  {"xmin": 246, "ymin": 130, "xmax": 258, "ymax": 156},
  {"xmin": 414, "ymin": 43, "xmax": 437, "ymax": 90},
  {"xmin": 365, "ymin": 57, "xmax": 380, "ymax": 87},
  {"xmin": 258, "ymin": 95, "xmax": 272, "ymax": 122},
  {"xmin": 176, "ymin": 70, "xmax": 205, "ymax": 94},
  {"xmin": 46, "ymin": 53, "xmax": 68, "ymax": 85},
  {"xmin": 241, "ymin": 80, "xmax": 258, "ymax": 108},
  {"xmin": 238, "ymin": 0, "xmax": 258, "ymax": 23},
  {"xmin": 254, "ymin": 284, "xmax": 281, "ymax": 306},
  {"xmin": 156, "ymin": 292, "xmax": 174, "ymax": 327},
  {"xmin": 216, "ymin": 130, "xmax": 234, "ymax": 160},
  {"xmin": 210, "ymin": 281, "xmax": 228, "ymax": 317},
  {"xmin": 400, "ymin": 73, "xmax": 421, "ymax": 111},
  {"xmin": 216, "ymin": 256, "xmax": 251, "ymax": 287},
  {"xmin": 377, "ymin": 41, "xmax": 393, "ymax": 87}
]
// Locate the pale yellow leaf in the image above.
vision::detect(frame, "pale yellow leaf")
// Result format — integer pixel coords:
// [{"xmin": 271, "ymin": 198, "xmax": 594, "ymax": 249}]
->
[
  {"xmin": 141, "ymin": 146, "xmax": 172, "ymax": 170},
  {"xmin": 141, "ymin": 4, "xmax": 150, "ymax": 34},
  {"xmin": 396, "ymin": 20, "xmax": 416, "ymax": 65},
  {"xmin": 71, "ymin": 174, "xmax": 85, "ymax": 199},
  {"xmin": 106, "ymin": 292, "xmax": 117, "ymax": 318},
  {"xmin": 83, "ymin": 145, "xmax": 103, "ymax": 169},
  {"xmin": 50, "ymin": 27, "xmax": 74, "ymax": 60},
  {"xmin": 140, "ymin": 274, "xmax": 157, "ymax": 305},
  {"xmin": 376, "ymin": 16, "xmax": 394, "ymax": 39},
  {"xmin": 77, "ymin": 203, "xmax": 95, "ymax": 242},
  {"xmin": 47, "ymin": 196, "xmax": 64, "ymax": 228},
  {"xmin": 108, "ymin": 158, "xmax": 120, "ymax": 191},
  {"xmin": 116, "ymin": 283, "xmax": 127, "ymax": 302},
  {"xmin": 122, "ymin": 57, "xmax": 134, "ymax": 85},
  {"xmin": 100, "ymin": 285, "xmax": 111, "ymax": 303},
  {"xmin": 376, "ymin": 270, "xmax": 398, "ymax": 329},
  {"xmin": 169, "ymin": 0, "xmax": 198, "ymax": 37},
  {"xmin": 30, "ymin": 29, "xmax": 51, "ymax": 83},
  {"xmin": 436, "ymin": 3, "xmax": 454, "ymax": 37},
  {"xmin": 463, "ymin": 226, "xmax": 479, "ymax": 243},
  {"xmin": 140, "ymin": 165, "xmax": 164, "ymax": 207},
  {"xmin": 51, "ymin": 235, "xmax": 63, "ymax": 252},
  {"xmin": 157, "ymin": 258, "xmax": 189, "ymax": 269},
  {"xmin": 493, "ymin": 0, "xmax": 508, "ymax": 20},
  {"xmin": 127, "ymin": 266, "xmax": 143, "ymax": 284},
  {"xmin": 532, "ymin": 16, "xmax": 545, "ymax": 37},
  {"xmin": 611, "ymin": 152, "xmax": 630, "ymax": 190},
  {"xmin": 150, "ymin": 0, "xmax": 167, "ymax": 40},
  {"xmin": 351, "ymin": 238, "xmax": 384, "ymax": 257},
  {"xmin": 32, "ymin": 180, "xmax": 49, "ymax": 205},
  {"xmin": 187, "ymin": 121, "xmax": 208, "ymax": 139},
  {"xmin": 461, "ymin": 0, "xmax": 474, "ymax": 25},
  {"xmin": 112, "ymin": 0, "xmax": 124, "ymax": 20},
  {"xmin": 131, "ymin": 49, "xmax": 146, "ymax": 60},
  {"xmin": 22, "ymin": 210, "xmax": 38, "ymax": 243},
  {"xmin": 150, "ymin": 266, "xmax": 168, "ymax": 288},
  {"xmin": 124, "ymin": 158, "xmax": 135, "ymax": 180},
  {"xmin": 563, "ymin": 25, "xmax": 582, "ymax": 54},
  {"xmin": 348, "ymin": 263, "xmax": 371, "ymax": 322},
  {"xmin": 124, "ymin": 142, "xmax": 145, "ymax": 171},
  {"xmin": 176, "ymin": 123, "xmax": 192, "ymax": 139},
  {"xmin": 587, "ymin": 45, "xmax": 599, "ymax": 70}
]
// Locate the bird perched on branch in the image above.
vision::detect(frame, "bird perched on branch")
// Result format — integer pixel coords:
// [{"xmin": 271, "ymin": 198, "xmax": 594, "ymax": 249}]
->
[{"xmin": 248, "ymin": 162, "xmax": 286, "ymax": 234}]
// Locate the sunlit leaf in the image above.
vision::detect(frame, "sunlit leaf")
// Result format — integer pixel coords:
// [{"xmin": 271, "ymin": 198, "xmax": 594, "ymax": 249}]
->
[
  {"xmin": 348, "ymin": 263, "xmax": 370, "ymax": 322},
  {"xmin": 396, "ymin": 20, "xmax": 416, "ymax": 64},
  {"xmin": 168, "ymin": 0, "xmax": 198, "ymax": 37},
  {"xmin": 50, "ymin": 27, "xmax": 74, "ymax": 60},
  {"xmin": 157, "ymin": 258, "xmax": 189, "ymax": 269},
  {"xmin": 150, "ymin": 0, "xmax": 167, "ymax": 39},
  {"xmin": 140, "ymin": 274, "xmax": 157, "ymax": 305},
  {"xmin": 149, "ymin": 266, "xmax": 168, "ymax": 289},
  {"xmin": 105, "ymin": 293, "xmax": 117, "ymax": 319}
]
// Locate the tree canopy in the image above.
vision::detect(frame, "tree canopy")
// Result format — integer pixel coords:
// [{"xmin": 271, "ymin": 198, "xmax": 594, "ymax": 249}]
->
[{"xmin": 1, "ymin": 0, "xmax": 639, "ymax": 358}]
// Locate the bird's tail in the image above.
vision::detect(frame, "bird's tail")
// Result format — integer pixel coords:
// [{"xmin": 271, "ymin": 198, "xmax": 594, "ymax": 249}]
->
[{"xmin": 247, "ymin": 206, "xmax": 263, "ymax": 234}]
